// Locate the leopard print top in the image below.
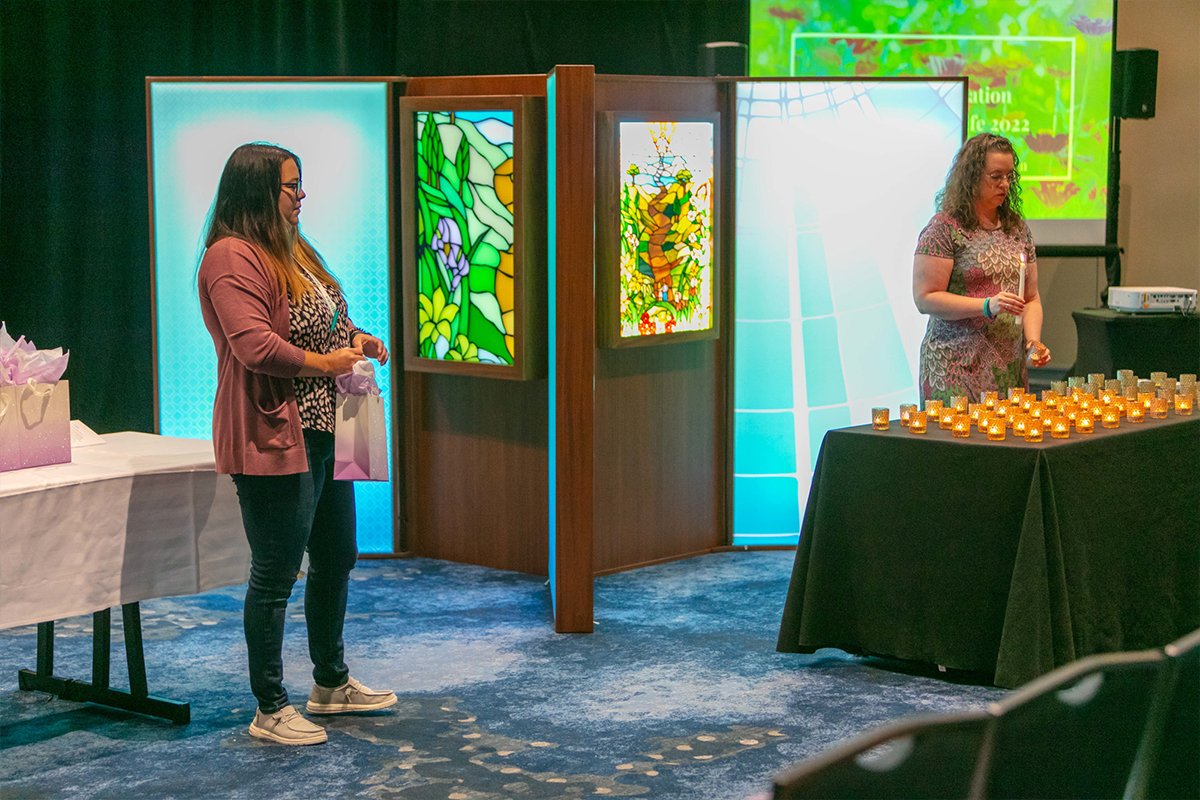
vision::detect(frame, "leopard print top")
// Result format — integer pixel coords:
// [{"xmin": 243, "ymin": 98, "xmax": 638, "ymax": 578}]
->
[{"xmin": 289, "ymin": 275, "xmax": 354, "ymax": 433}]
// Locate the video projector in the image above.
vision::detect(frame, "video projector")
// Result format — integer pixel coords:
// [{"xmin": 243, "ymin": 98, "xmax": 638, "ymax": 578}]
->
[{"xmin": 1107, "ymin": 286, "xmax": 1197, "ymax": 314}]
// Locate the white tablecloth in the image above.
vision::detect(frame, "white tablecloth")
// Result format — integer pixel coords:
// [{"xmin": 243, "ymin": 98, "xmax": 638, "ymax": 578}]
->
[{"xmin": 0, "ymin": 432, "xmax": 250, "ymax": 629}]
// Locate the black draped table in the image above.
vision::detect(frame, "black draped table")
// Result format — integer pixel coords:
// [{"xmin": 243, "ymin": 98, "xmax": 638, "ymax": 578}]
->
[
  {"xmin": 1071, "ymin": 308, "xmax": 1200, "ymax": 378},
  {"xmin": 776, "ymin": 412, "xmax": 1199, "ymax": 689}
]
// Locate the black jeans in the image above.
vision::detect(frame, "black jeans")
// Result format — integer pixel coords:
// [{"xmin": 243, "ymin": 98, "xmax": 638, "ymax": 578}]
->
[{"xmin": 231, "ymin": 429, "xmax": 357, "ymax": 714}]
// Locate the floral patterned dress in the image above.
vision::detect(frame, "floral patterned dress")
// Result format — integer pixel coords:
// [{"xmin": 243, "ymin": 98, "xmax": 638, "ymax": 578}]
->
[{"xmin": 915, "ymin": 213, "xmax": 1036, "ymax": 405}]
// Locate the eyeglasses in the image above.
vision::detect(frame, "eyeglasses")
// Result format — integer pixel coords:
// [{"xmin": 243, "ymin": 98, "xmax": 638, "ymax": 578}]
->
[
  {"xmin": 281, "ymin": 180, "xmax": 303, "ymax": 195},
  {"xmin": 984, "ymin": 172, "xmax": 1017, "ymax": 185}
]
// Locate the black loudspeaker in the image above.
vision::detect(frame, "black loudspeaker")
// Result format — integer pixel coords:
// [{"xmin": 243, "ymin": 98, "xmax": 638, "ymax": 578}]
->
[
  {"xmin": 1112, "ymin": 48, "xmax": 1158, "ymax": 119},
  {"xmin": 698, "ymin": 41, "xmax": 748, "ymax": 77}
]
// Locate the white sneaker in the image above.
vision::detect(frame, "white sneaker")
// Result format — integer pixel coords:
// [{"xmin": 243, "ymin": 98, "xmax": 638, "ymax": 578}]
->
[
  {"xmin": 248, "ymin": 705, "xmax": 327, "ymax": 745},
  {"xmin": 306, "ymin": 677, "xmax": 397, "ymax": 714}
]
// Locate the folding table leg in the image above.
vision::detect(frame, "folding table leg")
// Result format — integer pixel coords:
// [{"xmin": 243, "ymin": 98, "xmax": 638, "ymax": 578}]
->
[
  {"xmin": 92, "ymin": 608, "xmax": 110, "ymax": 689},
  {"xmin": 122, "ymin": 603, "xmax": 148, "ymax": 698},
  {"xmin": 18, "ymin": 604, "xmax": 189, "ymax": 724}
]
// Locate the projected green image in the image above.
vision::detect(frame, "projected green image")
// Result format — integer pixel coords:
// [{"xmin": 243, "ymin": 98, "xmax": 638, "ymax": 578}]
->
[
  {"xmin": 750, "ymin": 0, "xmax": 1113, "ymax": 221},
  {"xmin": 414, "ymin": 110, "xmax": 516, "ymax": 365}
]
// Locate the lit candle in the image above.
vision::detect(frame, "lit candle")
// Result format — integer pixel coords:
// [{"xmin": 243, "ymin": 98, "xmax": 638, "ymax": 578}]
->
[
  {"xmin": 987, "ymin": 417, "xmax": 1007, "ymax": 441},
  {"xmin": 939, "ymin": 409, "xmax": 955, "ymax": 429},
  {"xmin": 1012, "ymin": 414, "xmax": 1028, "ymax": 435},
  {"xmin": 908, "ymin": 410, "xmax": 928, "ymax": 433},
  {"xmin": 952, "ymin": 414, "xmax": 971, "ymax": 438},
  {"xmin": 950, "ymin": 395, "xmax": 969, "ymax": 414},
  {"xmin": 1017, "ymin": 251, "xmax": 1026, "ymax": 325},
  {"xmin": 1007, "ymin": 387, "xmax": 1025, "ymax": 404},
  {"xmin": 1138, "ymin": 392, "xmax": 1154, "ymax": 411},
  {"xmin": 968, "ymin": 403, "xmax": 984, "ymax": 423},
  {"xmin": 899, "ymin": 404, "xmax": 917, "ymax": 426},
  {"xmin": 1024, "ymin": 422, "xmax": 1044, "ymax": 442},
  {"xmin": 1076, "ymin": 414, "xmax": 1094, "ymax": 433},
  {"xmin": 1102, "ymin": 407, "xmax": 1120, "ymax": 428},
  {"xmin": 1100, "ymin": 389, "xmax": 1115, "ymax": 405},
  {"xmin": 872, "ymin": 407, "xmax": 890, "ymax": 430},
  {"xmin": 1051, "ymin": 416, "xmax": 1070, "ymax": 438},
  {"xmin": 1150, "ymin": 396, "xmax": 1169, "ymax": 419},
  {"xmin": 977, "ymin": 412, "xmax": 992, "ymax": 433},
  {"xmin": 1021, "ymin": 394, "xmax": 1034, "ymax": 412},
  {"xmin": 1176, "ymin": 394, "xmax": 1194, "ymax": 416},
  {"xmin": 1091, "ymin": 403, "xmax": 1103, "ymax": 421},
  {"xmin": 925, "ymin": 399, "xmax": 943, "ymax": 421},
  {"xmin": 984, "ymin": 390, "xmax": 998, "ymax": 410},
  {"xmin": 1127, "ymin": 403, "xmax": 1144, "ymax": 423}
]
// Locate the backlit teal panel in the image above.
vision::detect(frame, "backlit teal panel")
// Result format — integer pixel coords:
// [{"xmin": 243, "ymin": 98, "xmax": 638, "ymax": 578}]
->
[
  {"xmin": 545, "ymin": 72, "xmax": 558, "ymax": 613},
  {"xmin": 807, "ymin": 406, "xmax": 852, "ymax": 471},
  {"xmin": 734, "ymin": 411, "xmax": 797, "ymax": 476},
  {"xmin": 150, "ymin": 81, "xmax": 393, "ymax": 553},
  {"xmin": 732, "ymin": 79, "xmax": 964, "ymax": 545},
  {"xmin": 733, "ymin": 476, "xmax": 801, "ymax": 537},
  {"xmin": 734, "ymin": 321, "xmax": 794, "ymax": 410}
]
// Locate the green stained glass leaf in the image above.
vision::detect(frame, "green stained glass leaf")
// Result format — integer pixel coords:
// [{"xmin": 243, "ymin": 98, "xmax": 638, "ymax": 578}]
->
[
  {"xmin": 455, "ymin": 136, "xmax": 471, "ymax": 186},
  {"xmin": 467, "ymin": 303, "xmax": 509, "ymax": 362},
  {"xmin": 439, "ymin": 175, "xmax": 467, "ymax": 223},
  {"xmin": 470, "ymin": 241, "xmax": 501, "ymax": 268},
  {"xmin": 469, "ymin": 290, "xmax": 506, "ymax": 333},
  {"xmin": 469, "ymin": 265, "xmax": 496, "ymax": 295}
]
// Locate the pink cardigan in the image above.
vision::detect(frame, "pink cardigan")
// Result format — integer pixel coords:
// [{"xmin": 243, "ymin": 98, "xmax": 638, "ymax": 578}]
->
[{"xmin": 198, "ymin": 238, "xmax": 310, "ymax": 475}]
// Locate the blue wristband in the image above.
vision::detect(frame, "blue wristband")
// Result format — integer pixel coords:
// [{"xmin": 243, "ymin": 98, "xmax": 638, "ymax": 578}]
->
[{"xmin": 983, "ymin": 298, "xmax": 991, "ymax": 319}]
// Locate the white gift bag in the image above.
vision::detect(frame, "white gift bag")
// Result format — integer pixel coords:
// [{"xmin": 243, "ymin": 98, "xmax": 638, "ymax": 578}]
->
[
  {"xmin": 333, "ymin": 363, "xmax": 388, "ymax": 481},
  {"xmin": 0, "ymin": 380, "xmax": 71, "ymax": 472}
]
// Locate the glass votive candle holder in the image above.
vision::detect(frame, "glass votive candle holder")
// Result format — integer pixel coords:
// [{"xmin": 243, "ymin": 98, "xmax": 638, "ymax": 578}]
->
[
  {"xmin": 968, "ymin": 403, "xmax": 984, "ymax": 423},
  {"xmin": 1105, "ymin": 379, "xmax": 1122, "ymax": 393},
  {"xmin": 1160, "ymin": 378, "xmax": 1178, "ymax": 399},
  {"xmin": 951, "ymin": 414, "xmax": 971, "ymax": 438},
  {"xmin": 1024, "ymin": 421, "xmax": 1044, "ymax": 442},
  {"xmin": 1176, "ymin": 393, "xmax": 1194, "ymax": 415},
  {"xmin": 950, "ymin": 394, "xmax": 969, "ymax": 414},
  {"xmin": 872, "ymin": 407, "xmax": 890, "ymax": 430},
  {"xmin": 1075, "ymin": 414, "xmax": 1094, "ymax": 433},
  {"xmin": 1091, "ymin": 403, "xmax": 1104, "ymax": 421},
  {"xmin": 1179, "ymin": 374, "xmax": 1197, "ymax": 395},
  {"xmin": 1007, "ymin": 387, "xmax": 1025, "ymax": 403},
  {"xmin": 1100, "ymin": 389, "xmax": 1115, "ymax": 404},
  {"xmin": 1150, "ymin": 396, "xmax": 1169, "ymax": 419},
  {"xmin": 1029, "ymin": 406, "xmax": 1045, "ymax": 427},
  {"xmin": 1123, "ymin": 382, "xmax": 1139, "ymax": 400},
  {"xmin": 1021, "ymin": 394, "xmax": 1034, "ymax": 412},
  {"xmin": 1062, "ymin": 403, "xmax": 1080, "ymax": 423},
  {"xmin": 1081, "ymin": 382, "xmax": 1097, "ymax": 398},
  {"xmin": 987, "ymin": 417, "xmax": 1006, "ymax": 441},
  {"xmin": 1138, "ymin": 379, "xmax": 1155, "ymax": 394},
  {"xmin": 1117, "ymin": 369, "xmax": 1135, "ymax": 384},
  {"xmin": 908, "ymin": 410, "xmax": 928, "ymax": 433},
  {"xmin": 1102, "ymin": 407, "xmax": 1120, "ymax": 428},
  {"xmin": 1050, "ymin": 416, "xmax": 1070, "ymax": 438},
  {"xmin": 983, "ymin": 390, "xmax": 998, "ymax": 410},
  {"xmin": 1138, "ymin": 391, "xmax": 1155, "ymax": 411},
  {"xmin": 1012, "ymin": 414, "xmax": 1028, "ymax": 436},
  {"xmin": 940, "ymin": 408, "xmax": 955, "ymax": 429},
  {"xmin": 993, "ymin": 404, "xmax": 1008, "ymax": 420},
  {"xmin": 977, "ymin": 413, "xmax": 992, "ymax": 433},
  {"xmin": 924, "ymin": 399, "xmax": 943, "ymax": 420},
  {"xmin": 1068, "ymin": 375, "xmax": 1085, "ymax": 389},
  {"xmin": 1127, "ymin": 403, "xmax": 1144, "ymax": 423},
  {"xmin": 1087, "ymin": 373, "xmax": 1105, "ymax": 389},
  {"xmin": 899, "ymin": 403, "xmax": 917, "ymax": 426},
  {"xmin": 1150, "ymin": 371, "xmax": 1167, "ymax": 386},
  {"xmin": 1051, "ymin": 380, "xmax": 1068, "ymax": 395}
]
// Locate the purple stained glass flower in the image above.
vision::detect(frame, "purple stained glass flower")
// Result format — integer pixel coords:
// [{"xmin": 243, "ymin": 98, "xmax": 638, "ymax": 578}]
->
[
  {"xmin": 431, "ymin": 216, "xmax": 470, "ymax": 290},
  {"xmin": 1071, "ymin": 15, "xmax": 1113, "ymax": 36}
]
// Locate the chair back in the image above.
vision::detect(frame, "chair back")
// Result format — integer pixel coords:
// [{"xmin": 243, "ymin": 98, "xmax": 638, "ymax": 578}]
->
[
  {"xmin": 985, "ymin": 649, "xmax": 1164, "ymax": 799},
  {"xmin": 1127, "ymin": 628, "xmax": 1200, "ymax": 799},
  {"xmin": 773, "ymin": 711, "xmax": 992, "ymax": 799}
]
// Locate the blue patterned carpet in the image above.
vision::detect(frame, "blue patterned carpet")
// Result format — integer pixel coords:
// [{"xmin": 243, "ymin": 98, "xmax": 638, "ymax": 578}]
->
[{"xmin": 0, "ymin": 552, "xmax": 1006, "ymax": 799}]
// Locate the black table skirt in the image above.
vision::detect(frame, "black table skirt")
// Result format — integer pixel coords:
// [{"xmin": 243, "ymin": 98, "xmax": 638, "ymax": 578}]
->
[
  {"xmin": 1071, "ymin": 308, "xmax": 1200, "ymax": 378},
  {"xmin": 776, "ymin": 413, "xmax": 1200, "ymax": 689}
]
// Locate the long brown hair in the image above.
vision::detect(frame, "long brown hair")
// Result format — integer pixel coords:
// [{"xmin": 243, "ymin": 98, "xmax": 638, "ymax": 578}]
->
[
  {"xmin": 935, "ymin": 133, "xmax": 1024, "ymax": 235},
  {"xmin": 203, "ymin": 143, "xmax": 340, "ymax": 299}
]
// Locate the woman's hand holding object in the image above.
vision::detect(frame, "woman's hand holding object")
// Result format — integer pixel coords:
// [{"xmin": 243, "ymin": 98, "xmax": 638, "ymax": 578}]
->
[
  {"xmin": 322, "ymin": 347, "xmax": 365, "ymax": 376},
  {"xmin": 1026, "ymin": 341, "xmax": 1051, "ymax": 367},
  {"xmin": 988, "ymin": 291, "xmax": 1025, "ymax": 318},
  {"xmin": 353, "ymin": 333, "xmax": 389, "ymax": 366}
]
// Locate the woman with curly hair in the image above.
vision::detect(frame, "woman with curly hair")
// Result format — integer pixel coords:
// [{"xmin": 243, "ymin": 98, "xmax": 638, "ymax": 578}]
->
[{"xmin": 913, "ymin": 133, "xmax": 1051, "ymax": 404}]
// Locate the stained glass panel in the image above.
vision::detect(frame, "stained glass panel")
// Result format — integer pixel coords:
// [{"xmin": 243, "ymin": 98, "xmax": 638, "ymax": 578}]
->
[
  {"xmin": 617, "ymin": 121, "xmax": 714, "ymax": 339},
  {"xmin": 414, "ymin": 110, "xmax": 516, "ymax": 366}
]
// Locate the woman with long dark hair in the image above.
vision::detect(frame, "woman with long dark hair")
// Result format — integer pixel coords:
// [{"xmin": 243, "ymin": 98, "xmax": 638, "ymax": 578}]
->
[
  {"xmin": 913, "ymin": 132, "xmax": 1052, "ymax": 404},
  {"xmin": 198, "ymin": 143, "xmax": 395, "ymax": 745}
]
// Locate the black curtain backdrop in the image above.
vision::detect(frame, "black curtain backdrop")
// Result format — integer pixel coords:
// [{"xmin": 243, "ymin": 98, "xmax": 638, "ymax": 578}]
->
[{"xmin": 1, "ymin": 0, "xmax": 747, "ymax": 434}]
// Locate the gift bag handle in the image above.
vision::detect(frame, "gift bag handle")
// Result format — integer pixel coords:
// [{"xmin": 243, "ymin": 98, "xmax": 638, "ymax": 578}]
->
[
  {"xmin": 24, "ymin": 378, "xmax": 54, "ymax": 398},
  {"xmin": 0, "ymin": 393, "xmax": 9, "ymax": 420}
]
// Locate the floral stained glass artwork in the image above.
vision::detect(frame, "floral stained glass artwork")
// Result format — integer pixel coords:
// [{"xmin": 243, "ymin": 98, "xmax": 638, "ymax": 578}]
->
[
  {"xmin": 414, "ymin": 110, "xmax": 516, "ymax": 364},
  {"xmin": 618, "ymin": 121, "xmax": 714, "ymax": 338}
]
